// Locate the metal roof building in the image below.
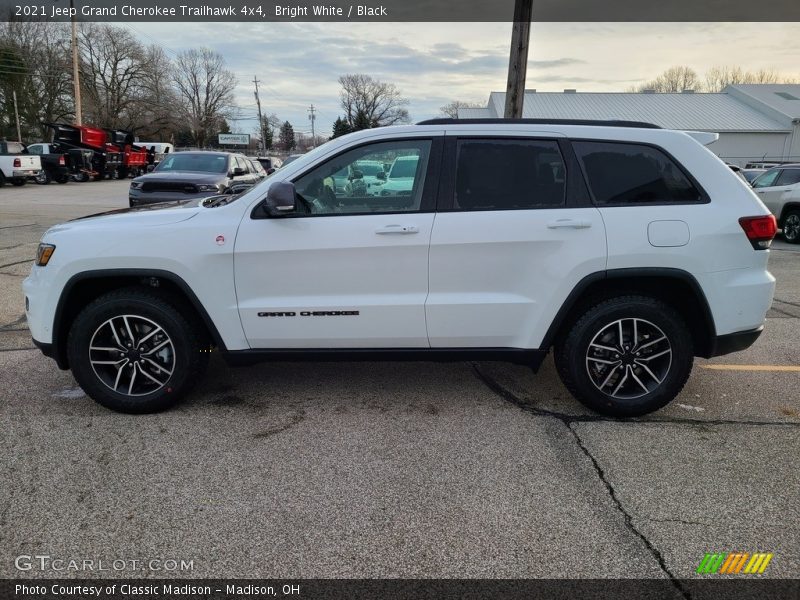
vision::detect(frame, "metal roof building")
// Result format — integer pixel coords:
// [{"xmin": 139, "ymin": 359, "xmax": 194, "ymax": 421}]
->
[{"xmin": 460, "ymin": 85, "xmax": 800, "ymax": 165}]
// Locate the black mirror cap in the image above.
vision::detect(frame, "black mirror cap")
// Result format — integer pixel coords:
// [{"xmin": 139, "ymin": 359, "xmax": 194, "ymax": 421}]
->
[
  {"xmin": 232, "ymin": 167, "xmax": 246, "ymax": 176},
  {"xmin": 265, "ymin": 181, "xmax": 297, "ymax": 216}
]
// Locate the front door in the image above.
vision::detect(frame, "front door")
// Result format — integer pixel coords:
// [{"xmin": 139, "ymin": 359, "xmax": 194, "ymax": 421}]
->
[{"xmin": 234, "ymin": 136, "xmax": 442, "ymax": 348}]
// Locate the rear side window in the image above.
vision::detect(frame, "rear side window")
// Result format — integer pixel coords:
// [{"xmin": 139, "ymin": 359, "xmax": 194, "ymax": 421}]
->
[
  {"xmin": 776, "ymin": 169, "xmax": 800, "ymax": 187},
  {"xmin": 454, "ymin": 139, "xmax": 566, "ymax": 210},
  {"xmin": 573, "ymin": 141, "xmax": 702, "ymax": 205}
]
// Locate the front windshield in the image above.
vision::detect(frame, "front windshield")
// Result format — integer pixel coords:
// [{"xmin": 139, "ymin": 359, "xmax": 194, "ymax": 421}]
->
[{"xmin": 155, "ymin": 153, "xmax": 228, "ymax": 174}]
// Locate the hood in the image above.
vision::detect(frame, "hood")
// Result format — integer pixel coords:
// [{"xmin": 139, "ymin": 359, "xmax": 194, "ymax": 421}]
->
[
  {"xmin": 47, "ymin": 200, "xmax": 201, "ymax": 235},
  {"xmin": 133, "ymin": 171, "xmax": 226, "ymax": 184}
]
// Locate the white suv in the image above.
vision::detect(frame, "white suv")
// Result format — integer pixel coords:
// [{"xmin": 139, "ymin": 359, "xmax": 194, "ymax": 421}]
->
[{"xmin": 23, "ymin": 119, "xmax": 777, "ymax": 417}]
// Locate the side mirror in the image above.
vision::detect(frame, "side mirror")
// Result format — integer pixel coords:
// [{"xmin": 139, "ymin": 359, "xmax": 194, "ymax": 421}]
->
[
  {"xmin": 264, "ymin": 181, "xmax": 297, "ymax": 216},
  {"xmin": 377, "ymin": 171, "xmax": 386, "ymax": 181},
  {"xmin": 146, "ymin": 164, "xmax": 155, "ymax": 172},
  {"xmin": 267, "ymin": 167, "xmax": 276, "ymax": 175},
  {"xmin": 232, "ymin": 167, "xmax": 245, "ymax": 176}
]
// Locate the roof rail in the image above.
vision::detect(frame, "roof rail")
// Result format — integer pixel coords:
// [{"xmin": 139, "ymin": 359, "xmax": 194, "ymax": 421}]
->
[{"xmin": 416, "ymin": 118, "xmax": 662, "ymax": 129}]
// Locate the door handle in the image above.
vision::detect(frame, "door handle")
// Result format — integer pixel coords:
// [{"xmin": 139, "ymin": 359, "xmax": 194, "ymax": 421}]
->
[
  {"xmin": 375, "ymin": 225, "xmax": 419, "ymax": 234},
  {"xmin": 547, "ymin": 219, "xmax": 592, "ymax": 229}
]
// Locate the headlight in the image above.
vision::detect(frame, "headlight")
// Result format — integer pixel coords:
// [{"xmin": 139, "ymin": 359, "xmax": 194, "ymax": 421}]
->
[
  {"xmin": 198, "ymin": 184, "xmax": 221, "ymax": 192},
  {"xmin": 130, "ymin": 181, "xmax": 142, "ymax": 189},
  {"xmin": 36, "ymin": 243, "xmax": 56, "ymax": 266}
]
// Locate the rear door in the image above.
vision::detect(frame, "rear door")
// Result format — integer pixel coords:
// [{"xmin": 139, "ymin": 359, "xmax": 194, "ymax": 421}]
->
[{"xmin": 426, "ymin": 134, "xmax": 607, "ymax": 349}]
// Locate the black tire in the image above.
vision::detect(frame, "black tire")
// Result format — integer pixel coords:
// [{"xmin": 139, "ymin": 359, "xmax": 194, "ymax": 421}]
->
[
  {"xmin": 782, "ymin": 210, "xmax": 800, "ymax": 244},
  {"xmin": 116, "ymin": 167, "xmax": 129, "ymax": 180},
  {"xmin": 11, "ymin": 178, "xmax": 26, "ymax": 186},
  {"xmin": 35, "ymin": 170, "xmax": 52, "ymax": 185},
  {"xmin": 73, "ymin": 172, "xmax": 90, "ymax": 183},
  {"xmin": 554, "ymin": 295, "xmax": 693, "ymax": 417},
  {"xmin": 67, "ymin": 288, "xmax": 209, "ymax": 413},
  {"xmin": 0, "ymin": 172, "xmax": 5, "ymax": 186},
  {"xmin": 55, "ymin": 174, "xmax": 69, "ymax": 184}
]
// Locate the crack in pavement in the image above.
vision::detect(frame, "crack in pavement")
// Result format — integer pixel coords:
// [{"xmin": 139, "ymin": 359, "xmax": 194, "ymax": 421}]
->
[
  {"xmin": 470, "ymin": 364, "xmax": 799, "ymax": 428},
  {"xmin": 469, "ymin": 363, "xmax": 800, "ymax": 598},
  {"xmin": 0, "ymin": 223, "xmax": 36, "ymax": 230},
  {"xmin": 0, "ymin": 315, "xmax": 27, "ymax": 331},
  {"xmin": 0, "ymin": 259, "xmax": 31, "ymax": 270}
]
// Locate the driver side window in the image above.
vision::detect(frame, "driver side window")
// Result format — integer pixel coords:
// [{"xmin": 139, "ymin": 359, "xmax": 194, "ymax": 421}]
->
[{"xmin": 293, "ymin": 139, "xmax": 431, "ymax": 215}]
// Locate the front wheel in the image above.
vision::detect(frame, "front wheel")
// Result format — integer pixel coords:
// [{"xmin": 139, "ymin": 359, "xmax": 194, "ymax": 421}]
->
[
  {"xmin": 67, "ymin": 289, "xmax": 209, "ymax": 413},
  {"xmin": 782, "ymin": 210, "xmax": 800, "ymax": 244},
  {"xmin": 554, "ymin": 296, "xmax": 693, "ymax": 417}
]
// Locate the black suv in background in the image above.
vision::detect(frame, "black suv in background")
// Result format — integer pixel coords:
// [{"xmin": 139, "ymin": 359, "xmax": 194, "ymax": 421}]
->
[{"xmin": 128, "ymin": 151, "xmax": 259, "ymax": 207}]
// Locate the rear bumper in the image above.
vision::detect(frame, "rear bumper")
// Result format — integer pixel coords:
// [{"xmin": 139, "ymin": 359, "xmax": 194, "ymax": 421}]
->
[
  {"xmin": 709, "ymin": 325, "xmax": 763, "ymax": 357},
  {"xmin": 14, "ymin": 169, "xmax": 40, "ymax": 177}
]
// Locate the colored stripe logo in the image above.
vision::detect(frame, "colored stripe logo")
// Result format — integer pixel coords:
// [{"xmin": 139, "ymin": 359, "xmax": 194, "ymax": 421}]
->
[{"xmin": 697, "ymin": 552, "xmax": 773, "ymax": 574}]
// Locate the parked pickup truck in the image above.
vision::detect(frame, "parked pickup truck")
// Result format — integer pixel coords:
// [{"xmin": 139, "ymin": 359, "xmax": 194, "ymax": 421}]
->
[
  {"xmin": 0, "ymin": 141, "xmax": 41, "ymax": 186},
  {"xmin": 27, "ymin": 143, "xmax": 72, "ymax": 184}
]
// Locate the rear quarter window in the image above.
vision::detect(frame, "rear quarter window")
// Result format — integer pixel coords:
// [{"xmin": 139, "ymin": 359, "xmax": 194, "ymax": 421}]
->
[{"xmin": 573, "ymin": 141, "xmax": 703, "ymax": 205}]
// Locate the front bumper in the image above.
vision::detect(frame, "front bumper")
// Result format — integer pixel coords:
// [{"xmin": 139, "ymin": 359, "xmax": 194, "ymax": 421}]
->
[
  {"xmin": 129, "ymin": 190, "xmax": 218, "ymax": 206},
  {"xmin": 709, "ymin": 325, "xmax": 764, "ymax": 357}
]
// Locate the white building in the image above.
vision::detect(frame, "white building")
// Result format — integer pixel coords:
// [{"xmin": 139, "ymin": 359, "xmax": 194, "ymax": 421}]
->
[{"xmin": 459, "ymin": 85, "xmax": 800, "ymax": 166}]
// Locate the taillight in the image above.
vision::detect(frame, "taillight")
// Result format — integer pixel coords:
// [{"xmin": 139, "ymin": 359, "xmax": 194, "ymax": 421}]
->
[
  {"xmin": 58, "ymin": 155, "xmax": 65, "ymax": 166},
  {"xmin": 739, "ymin": 215, "xmax": 777, "ymax": 250},
  {"xmin": 13, "ymin": 158, "xmax": 21, "ymax": 168}
]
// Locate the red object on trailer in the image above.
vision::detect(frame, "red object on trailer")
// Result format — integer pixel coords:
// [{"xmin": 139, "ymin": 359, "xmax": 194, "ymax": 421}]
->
[
  {"xmin": 44, "ymin": 122, "xmax": 122, "ymax": 180},
  {"xmin": 105, "ymin": 129, "xmax": 149, "ymax": 178}
]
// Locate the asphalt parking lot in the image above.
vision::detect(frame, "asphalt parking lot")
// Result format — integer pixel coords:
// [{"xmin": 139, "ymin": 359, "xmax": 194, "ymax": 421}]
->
[{"xmin": 1, "ymin": 180, "xmax": 798, "ymax": 582}]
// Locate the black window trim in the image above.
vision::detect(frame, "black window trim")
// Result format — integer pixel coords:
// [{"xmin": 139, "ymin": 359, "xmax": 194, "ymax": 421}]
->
[
  {"xmin": 569, "ymin": 138, "xmax": 711, "ymax": 207},
  {"xmin": 436, "ymin": 135, "xmax": 575, "ymax": 212},
  {"xmin": 250, "ymin": 136, "xmax": 443, "ymax": 220}
]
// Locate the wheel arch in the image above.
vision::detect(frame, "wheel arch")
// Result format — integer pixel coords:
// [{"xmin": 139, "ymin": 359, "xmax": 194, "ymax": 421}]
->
[
  {"xmin": 51, "ymin": 269, "xmax": 225, "ymax": 369},
  {"xmin": 542, "ymin": 268, "xmax": 717, "ymax": 358}
]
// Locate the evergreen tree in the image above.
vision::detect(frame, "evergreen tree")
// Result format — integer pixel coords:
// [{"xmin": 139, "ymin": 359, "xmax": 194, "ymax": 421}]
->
[
  {"xmin": 331, "ymin": 116, "xmax": 352, "ymax": 138},
  {"xmin": 279, "ymin": 121, "xmax": 296, "ymax": 152}
]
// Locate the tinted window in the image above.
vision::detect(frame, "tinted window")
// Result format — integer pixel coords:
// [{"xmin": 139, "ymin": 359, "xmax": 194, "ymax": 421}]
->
[
  {"xmin": 390, "ymin": 157, "xmax": 419, "ymax": 178},
  {"xmin": 454, "ymin": 139, "xmax": 565, "ymax": 210},
  {"xmin": 573, "ymin": 141, "xmax": 702, "ymax": 205},
  {"xmin": 293, "ymin": 140, "xmax": 431, "ymax": 215},
  {"xmin": 28, "ymin": 144, "xmax": 43, "ymax": 155},
  {"xmin": 775, "ymin": 169, "xmax": 800, "ymax": 187},
  {"xmin": 156, "ymin": 153, "xmax": 228, "ymax": 174}
]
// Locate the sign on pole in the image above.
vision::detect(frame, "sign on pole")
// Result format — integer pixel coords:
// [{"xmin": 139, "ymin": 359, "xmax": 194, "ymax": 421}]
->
[{"xmin": 218, "ymin": 133, "xmax": 250, "ymax": 145}]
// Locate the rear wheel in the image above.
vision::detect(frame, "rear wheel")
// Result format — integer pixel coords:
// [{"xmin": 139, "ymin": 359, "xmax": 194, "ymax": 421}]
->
[
  {"xmin": 35, "ymin": 170, "xmax": 51, "ymax": 185},
  {"xmin": 555, "ymin": 295, "xmax": 693, "ymax": 417},
  {"xmin": 782, "ymin": 210, "xmax": 800, "ymax": 244},
  {"xmin": 67, "ymin": 289, "xmax": 209, "ymax": 413}
]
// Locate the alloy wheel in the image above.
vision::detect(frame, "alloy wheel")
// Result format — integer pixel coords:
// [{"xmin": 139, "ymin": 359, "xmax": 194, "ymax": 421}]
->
[
  {"xmin": 585, "ymin": 318, "xmax": 672, "ymax": 400},
  {"xmin": 88, "ymin": 314, "xmax": 176, "ymax": 396}
]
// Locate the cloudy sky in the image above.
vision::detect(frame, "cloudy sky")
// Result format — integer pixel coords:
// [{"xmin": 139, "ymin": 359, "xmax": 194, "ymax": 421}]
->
[{"xmin": 126, "ymin": 22, "xmax": 800, "ymax": 138}]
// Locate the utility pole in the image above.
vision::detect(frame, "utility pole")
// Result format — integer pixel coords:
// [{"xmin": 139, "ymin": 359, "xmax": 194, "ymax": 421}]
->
[
  {"xmin": 70, "ymin": 0, "xmax": 82, "ymax": 125},
  {"xmin": 252, "ymin": 75, "xmax": 266, "ymax": 155},
  {"xmin": 12, "ymin": 91, "xmax": 21, "ymax": 142},
  {"xmin": 307, "ymin": 104, "xmax": 316, "ymax": 147},
  {"xmin": 503, "ymin": 0, "xmax": 533, "ymax": 118}
]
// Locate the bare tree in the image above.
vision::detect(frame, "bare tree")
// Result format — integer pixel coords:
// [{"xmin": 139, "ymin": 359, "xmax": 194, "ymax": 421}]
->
[
  {"xmin": 134, "ymin": 45, "xmax": 179, "ymax": 140},
  {"xmin": 172, "ymin": 48, "xmax": 236, "ymax": 147},
  {"xmin": 79, "ymin": 24, "xmax": 147, "ymax": 129},
  {"xmin": 0, "ymin": 22, "xmax": 73, "ymax": 140},
  {"xmin": 439, "ymin": 100, "xmax": 483, "ymax": 118},
  {"xmin": 704, "ymin": 66, "xmax": 794, "ymax": 92},
  {"xmin": 631, "ymin": 66, "xmax": 700, "ymax": 93},
  {"xmin": 338, "ymin": 74, "xmax": 410, "ymax": 128}
]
